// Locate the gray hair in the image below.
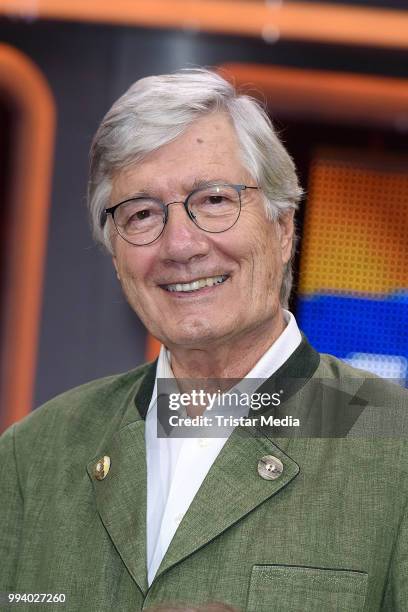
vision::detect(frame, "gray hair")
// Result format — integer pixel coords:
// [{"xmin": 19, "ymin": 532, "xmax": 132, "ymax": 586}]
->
[{"xmin": 88, "ymin": 68, "xmax": 303, "ymax": 306}]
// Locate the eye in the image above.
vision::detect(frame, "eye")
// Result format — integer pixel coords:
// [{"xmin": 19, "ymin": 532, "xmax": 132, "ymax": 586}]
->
[
  {"xmin": 202, "ymin": 191, "xmax": 235, "ymax": 206},
  {"xmin": 207, "ymin": 195, "xmax": 225, "ymax": 204},
  {"xmin": 134, "ymin": 209, "xmax": 151, "ymax": 220},
  {"xmin": 117, "ymin": 199, "xmax": 163, "ymax": 229}
]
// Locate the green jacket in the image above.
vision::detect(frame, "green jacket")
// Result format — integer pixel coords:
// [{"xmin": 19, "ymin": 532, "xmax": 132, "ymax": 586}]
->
[{"xmin": 1, "ymin": 339, "xmax": 408, "ymax": 611}]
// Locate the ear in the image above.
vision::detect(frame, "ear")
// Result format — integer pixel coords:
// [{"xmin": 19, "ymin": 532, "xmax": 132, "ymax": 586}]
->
[
  {"xmin": 278, "ymin": 209, "xmax": 295, "ymax": 264},
  {"xmin": 112, "ymin": 255, "xmax": 121, "ymax": 281}
]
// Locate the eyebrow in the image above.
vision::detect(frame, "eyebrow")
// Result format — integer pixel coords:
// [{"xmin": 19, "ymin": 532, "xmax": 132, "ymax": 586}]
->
[
  {"xmin": 117, "ymin": 178, "xmax": 232, "ymax": 204},
  {"xmin": 190, "ymin": 177, "xmax": 231, "ymax": 190}
]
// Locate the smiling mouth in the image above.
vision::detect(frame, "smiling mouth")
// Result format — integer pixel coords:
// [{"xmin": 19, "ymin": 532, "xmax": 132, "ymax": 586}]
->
[{"xmin": 161, "ymin": 274, "xmax": 229, "ymax": 293}]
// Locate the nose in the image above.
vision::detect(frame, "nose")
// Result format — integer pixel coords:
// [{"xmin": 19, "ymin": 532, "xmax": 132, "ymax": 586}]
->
[{"xmin": 159, "ymin": 201, "xmax": 210, "ymax": 263}]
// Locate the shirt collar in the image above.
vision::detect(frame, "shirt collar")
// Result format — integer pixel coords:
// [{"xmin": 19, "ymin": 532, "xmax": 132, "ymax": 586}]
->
[{"xmin": 147, "ymin": 309, "xmax": 302, "ymax": 417}]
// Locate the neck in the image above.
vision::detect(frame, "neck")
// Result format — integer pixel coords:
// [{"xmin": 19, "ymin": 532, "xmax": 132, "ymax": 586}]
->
[{"xmin": 169, "ymin": 308, "xmax": 286, "ymax": 384}]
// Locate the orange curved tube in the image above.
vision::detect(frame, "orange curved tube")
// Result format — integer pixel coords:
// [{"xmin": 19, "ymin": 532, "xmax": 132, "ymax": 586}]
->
[
  {"xmin": 0, "ymin": 44, "xmax": 55, "ymax": 430},
  {"xmin": 0, "ymin": 1, "xmax": 407, "ymax": 50}
]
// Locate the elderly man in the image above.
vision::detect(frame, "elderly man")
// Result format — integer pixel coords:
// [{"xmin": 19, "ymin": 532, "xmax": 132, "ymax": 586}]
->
[{"xmin": 1, "ymin": 69, "xmax": 407, "ymax": 612}]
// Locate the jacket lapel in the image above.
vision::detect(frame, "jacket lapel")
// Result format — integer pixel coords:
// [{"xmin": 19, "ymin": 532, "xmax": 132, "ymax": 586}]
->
[
  {"xmin": 154, "ymin": 430, "xmax": 299, "ymax": 582},
  {"xmin": 86, "ymin": 364, "xmax": 157, "ymax": 596}
]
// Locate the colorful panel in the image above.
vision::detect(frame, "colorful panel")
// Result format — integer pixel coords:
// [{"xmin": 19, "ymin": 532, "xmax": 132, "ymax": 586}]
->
[{"xmin": 297, "ymin": 149, "xmax": 408, "ymax": 386}]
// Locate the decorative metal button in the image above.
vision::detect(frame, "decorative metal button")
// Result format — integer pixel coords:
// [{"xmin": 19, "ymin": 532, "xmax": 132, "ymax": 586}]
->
[
  {"xmin": 94, "ymin": 456, "xmax": 111, "ymax": 480},
  {"xmin": 258, "ymin": 455, "xmax": 283, "ymax": 480}
]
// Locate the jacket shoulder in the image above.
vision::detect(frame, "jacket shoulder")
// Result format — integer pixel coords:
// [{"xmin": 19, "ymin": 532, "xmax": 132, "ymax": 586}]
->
[
  {"xmin": 0, "ymin": 363, "xmax": 156, "ymax": 499},
  {"xmin": 316, "ymin": 351, "xmax": 408, "ymax": 406},
  {"xmin": 7, "ymin": 362, "xmax": 152, "ymax": 445}
]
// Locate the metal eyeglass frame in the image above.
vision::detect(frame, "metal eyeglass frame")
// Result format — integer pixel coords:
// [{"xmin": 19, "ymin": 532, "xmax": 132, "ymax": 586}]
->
[{"xmin": 104, "ymin": 183, "xmax": 259, "ymax": 246}]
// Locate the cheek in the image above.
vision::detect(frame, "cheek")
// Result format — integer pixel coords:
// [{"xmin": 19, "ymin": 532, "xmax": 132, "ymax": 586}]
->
[
  {"xmin": 254, "ymin": 235, "xmax": 283, "ymax": 294},
  {"xmin": 114, "ymin": 251, "xmax": 153, "ymax": 295}
]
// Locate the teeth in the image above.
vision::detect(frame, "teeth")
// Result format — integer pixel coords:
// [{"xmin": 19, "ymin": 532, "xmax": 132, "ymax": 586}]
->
[{"xmin": 166, "ymin": 275, "xmax": 227, "ymax": 293}]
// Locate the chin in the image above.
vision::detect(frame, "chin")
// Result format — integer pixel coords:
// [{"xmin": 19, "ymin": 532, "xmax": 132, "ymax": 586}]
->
[{"xmin": 163, "ymin": 319, "xmax": 229, "ymax": 349}]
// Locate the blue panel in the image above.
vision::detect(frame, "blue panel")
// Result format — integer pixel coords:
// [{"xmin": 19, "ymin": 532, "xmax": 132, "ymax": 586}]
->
[{"xmin": 297, "ymin": 293, "xmax": 408, "ymax": 359}]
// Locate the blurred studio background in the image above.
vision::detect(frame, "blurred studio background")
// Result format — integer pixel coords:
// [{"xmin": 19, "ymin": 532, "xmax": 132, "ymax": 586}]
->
[{"xmin": 0, "ymin": 0, "xmax": 407, "ymax": 430}]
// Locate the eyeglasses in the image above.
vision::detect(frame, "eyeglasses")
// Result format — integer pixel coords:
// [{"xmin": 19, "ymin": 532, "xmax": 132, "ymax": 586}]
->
[{"xmin": 104, "ymin": 183, "xmax": 259, "ymax": 246}]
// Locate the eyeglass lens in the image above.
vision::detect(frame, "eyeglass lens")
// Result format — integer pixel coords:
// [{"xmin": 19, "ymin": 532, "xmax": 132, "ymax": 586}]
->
[{"xmin": 113, "ymin": 184, "xmax": 241, "ymax": 245}]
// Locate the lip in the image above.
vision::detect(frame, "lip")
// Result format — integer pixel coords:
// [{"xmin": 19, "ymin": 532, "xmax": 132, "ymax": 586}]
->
[
  {"xmin": 159, "ymin": 275, "xmax": 231, "ymax": 297},
  {"xmin": 157, "ymin": 273, "xmax": 230, "ymax": 287}
]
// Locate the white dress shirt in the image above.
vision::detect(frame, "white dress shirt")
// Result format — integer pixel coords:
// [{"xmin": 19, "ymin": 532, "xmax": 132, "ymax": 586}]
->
[{"xmin": 145, "ymin": 310, "xmax": 302, "ymax": 585}]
